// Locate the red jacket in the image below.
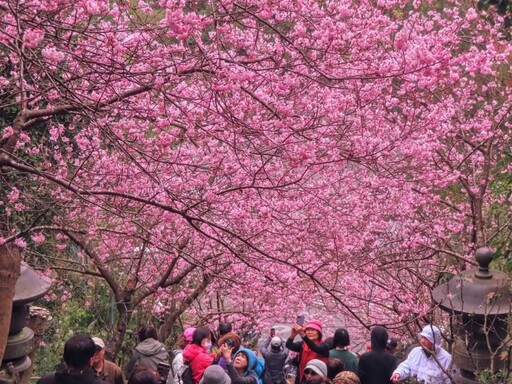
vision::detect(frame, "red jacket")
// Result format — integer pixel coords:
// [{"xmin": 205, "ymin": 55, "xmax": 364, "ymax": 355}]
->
[
  {"xmin": 182, "ymin": 344, "xmax": 213, "ymax": 384},
  {"xmin": 285, "ymin": 337, "xmax": 330, "ymax": 384}
]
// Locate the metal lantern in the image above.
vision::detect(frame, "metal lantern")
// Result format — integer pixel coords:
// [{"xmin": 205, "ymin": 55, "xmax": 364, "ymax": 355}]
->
[
  {"xmin": 432, "ymin": 247, "xmax": 511, "ymax": 383},
  {"xmin": 0, "ymin": 263, "xmax": 51, "ymax": 384}
]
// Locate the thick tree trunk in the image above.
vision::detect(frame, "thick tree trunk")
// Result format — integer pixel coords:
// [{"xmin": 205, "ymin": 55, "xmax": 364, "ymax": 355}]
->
[{"xmin": 0, "ymin": 244, "xmax": 21, "ymax": 364}]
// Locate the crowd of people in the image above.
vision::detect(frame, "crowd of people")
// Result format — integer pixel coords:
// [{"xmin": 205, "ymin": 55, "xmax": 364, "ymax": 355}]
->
[{"xmin": 36, "ymin": 321, "xmax": 454, "ymax": 384}]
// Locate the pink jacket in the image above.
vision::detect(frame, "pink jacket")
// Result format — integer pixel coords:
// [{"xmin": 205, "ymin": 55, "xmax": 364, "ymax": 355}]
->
[{"xmin": 182, "ymin": 344, "xmax": 214, "ymax": 384}]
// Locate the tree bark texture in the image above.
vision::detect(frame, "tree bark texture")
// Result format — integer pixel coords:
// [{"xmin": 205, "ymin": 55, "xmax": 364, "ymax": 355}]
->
[{"xmin": 0, "ymin": 244, "xmax": 21, "ymax": 365}]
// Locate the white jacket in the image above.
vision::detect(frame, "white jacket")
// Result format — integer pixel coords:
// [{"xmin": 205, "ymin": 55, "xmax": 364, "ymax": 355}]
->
[
  {"xmin": 167, "ymin": 350, "xmax": 184, "ymax": 384},
  {"xmin": 393, "ymin": 346, "xmax": 452, "ymax": 384}
]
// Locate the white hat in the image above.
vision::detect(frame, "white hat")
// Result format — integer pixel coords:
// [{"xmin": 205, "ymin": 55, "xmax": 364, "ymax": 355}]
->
[
  {"xmin": 92, "ymin": 337, "xmax": 105, "ymax": 349},
  {"xmin": 305, "ymin": 359, "xmax": 328, "ymax": 377},
  {"xmin": 270, "ymin": 336, "xmax": 282, "ymax": 348}
]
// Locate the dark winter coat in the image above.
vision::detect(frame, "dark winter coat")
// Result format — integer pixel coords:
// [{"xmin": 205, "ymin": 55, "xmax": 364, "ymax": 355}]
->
[
  {"xmin": 38, "ymin": 368, "xmax": 107, "ymax": 384},
  {"xmin": 358, "ymin": 327, "xmax": 397, "ymax": 384},
  {"xmin": 259, "ymin": 338, "xmax": 288, "ymax": 384}
]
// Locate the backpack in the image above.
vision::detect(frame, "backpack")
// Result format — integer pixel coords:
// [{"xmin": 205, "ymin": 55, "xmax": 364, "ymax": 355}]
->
[
  {"xmin": 177, "ymin": 365, "xmax": 194, "ymax": 384},
  {"xmin": 172, "ymin": 352, "xmax": 193, "ymax": 384}
]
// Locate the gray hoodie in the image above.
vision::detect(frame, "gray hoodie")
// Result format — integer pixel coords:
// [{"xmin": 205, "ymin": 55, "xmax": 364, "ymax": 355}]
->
[{"xmin": 125, "ymin": 338, "xmax": 169, "ymax": 377}]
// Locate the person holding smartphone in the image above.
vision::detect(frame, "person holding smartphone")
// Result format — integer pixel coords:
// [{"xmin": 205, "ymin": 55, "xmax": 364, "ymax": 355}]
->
[
  {"xmin": 215, "ymin": 332, "xmax": 242, "ymax": 369},
  {"xmin": 285, "ymin": 319, "xmax": 330, "ymax": 384}
]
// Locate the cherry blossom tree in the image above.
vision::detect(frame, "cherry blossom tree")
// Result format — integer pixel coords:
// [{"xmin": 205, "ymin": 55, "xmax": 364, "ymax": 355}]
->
[{"xmin": 1, "ymin": 0, "xmax": 511, "ymax": 363}]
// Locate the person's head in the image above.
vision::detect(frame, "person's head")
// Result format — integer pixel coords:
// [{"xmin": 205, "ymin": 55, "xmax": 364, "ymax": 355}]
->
[
  {"xmin": 180, "ymin": 327, "xmax": 196, "ymax": 348},
  {"xmin": 233, "ymin": 348, "xmax": 258, "ymax": 373},
  {"xmin": 333, "ymin": 371, "xmax": 361, "ymax": 384},
  {"xmin": 270, "ymin": 328, "xmax": 276, "ymax": 337},
  {"xmin": 91, "ymin": 337, "xmax": 106, "ymax": 364},
  {"xmin": 200, "ymin": 365, "xmax": 231, "ymax": 384},
  {"xmin": 385, "ymin": 338, "xmax": 398, "ymax": 355},
  {"xmin": 218, "ymin": 332, "xmax": 241, "ymax": 353},
  {"xmin": 192, "ymin": 326, "xmax": 212, "ymax": 349},
  {"xmin": 218, "ymin": 322, "xmax": 232, "ymax": 336},
  {"xmin": 304, "ymin": 320, "xmax": 323, "ymax": 341},
  {"xmin": 419, "ymin": 324, "xmax": 441, "ymax": 351},
  {"xmin": 138, "ymin": 326, "xmax": 158, "ymax": 342},
  {"xmin": 369, "ymin": 326, "xmax": 388, "ymax": 352},
  {"xmin": 332, "ymin": 328, "xmax": 350, "ymax": 348},
  {"xmin": 303, "ymin": 359, "xmax": 328, "ymax": 381},
  {"xmin": 63, "ymin": 333, "xmax": 96, "ymax": 370},
  {"xmin": 233, "ymin": 351, "xmax": 249, "ymax": 370},
  {"xmin": 327, "ymin": 358, "xmax": 344, "ymax": 380},
  {"xmin": 270, "ymin": 336, "xmax": 283, "ymax": 352},
  {"xmin": 128, "ymin": 369, "xmax": 159, "ymax": 384}
]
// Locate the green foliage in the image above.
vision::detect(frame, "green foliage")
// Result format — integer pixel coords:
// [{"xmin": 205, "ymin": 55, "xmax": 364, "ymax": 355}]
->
[
  {"xmin": 476, "ymin": 368, "xmax": 510, "ymax": 383},
  {"xmin": 32, "ymin": 300, "xmax": 96, "ymax": 376},
  {"xmin": 33, "ymin": 273, "xmax": 120, "ymax": 375}
]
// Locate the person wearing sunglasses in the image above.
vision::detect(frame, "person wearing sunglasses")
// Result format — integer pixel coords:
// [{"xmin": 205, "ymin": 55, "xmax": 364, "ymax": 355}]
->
[{"xmin": 301, "ymin": 360, "xmax": 328, "ymax": 384}]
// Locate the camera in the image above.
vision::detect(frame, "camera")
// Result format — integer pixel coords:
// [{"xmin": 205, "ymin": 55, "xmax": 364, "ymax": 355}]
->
[{"xmin": 225, "ymin": 339, "xmax": 234, "ymax": 348}]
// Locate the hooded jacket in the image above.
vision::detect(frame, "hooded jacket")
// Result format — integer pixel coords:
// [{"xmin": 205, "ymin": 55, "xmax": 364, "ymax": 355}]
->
[
  {"xmin": 392, "ymin": 325, "xmax": 452, "ymax": 384},
  {"xmin": 260, "ymin": 338, "xmax": 288, "ymax": 384},
  {"xmin": 182, "ymin": 343, "xmax": 214, "ymax": 384},
  {"xmin": 38, "ymin": 368, "xmax": 107, "ymax": 384},
  {"xmin": 358, "ymin": 327, "xmax": 397, "ymax": 384},
  {"xmin": 227, "ymin": 348, "xmax": 265, "ymax": 384},
  {"xmin": 125, "ymin": 338, "xmax": 169, "ymax": 377}
]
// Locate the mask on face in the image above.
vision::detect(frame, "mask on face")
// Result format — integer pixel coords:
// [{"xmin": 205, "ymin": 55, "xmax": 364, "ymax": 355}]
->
[{"xmin": 203, "ymin": 341, "xmax": 212, "ymax": 350}]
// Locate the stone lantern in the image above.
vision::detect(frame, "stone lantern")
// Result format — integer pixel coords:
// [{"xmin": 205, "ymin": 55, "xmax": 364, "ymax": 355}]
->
[
  {"xmin": 0, "ymin": 263, "xmax": 51, "ymax": 384},
  {"xmin": 432, "ymin": 247, "xmax": 511, "ymax": 383}
]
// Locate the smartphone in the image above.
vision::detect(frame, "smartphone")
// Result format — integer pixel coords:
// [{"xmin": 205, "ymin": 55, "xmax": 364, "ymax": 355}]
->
[
  {"xmin": 296, "ymin": 314, "xmax": 305, "ymax": 326},
  {"xmin": 225, "ymin": 339, "xmax": 234, "ymax": 348}
]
